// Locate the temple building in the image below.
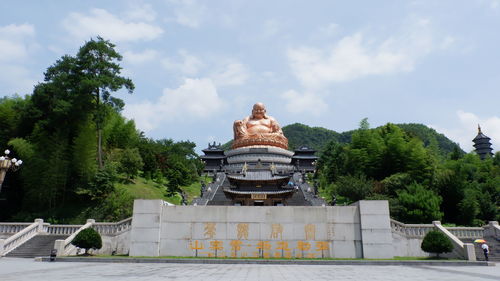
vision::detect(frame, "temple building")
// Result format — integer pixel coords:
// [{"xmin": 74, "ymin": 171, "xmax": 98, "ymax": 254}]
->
[
  {"xmin": 473, "ymin": 125, "xmax": 493, "ymax": 160},
  {"xmin": 200, "ymin": 142, "xmax": 226, "ymax": 172},
  {"xmin": 194, "ymin": 103, "xmax": 325, "ymax": 206}
]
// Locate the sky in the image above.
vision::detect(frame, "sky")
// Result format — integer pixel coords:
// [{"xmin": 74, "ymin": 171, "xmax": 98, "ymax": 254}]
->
[{"xmin": 1, "ymin": 0, "xmax": 499, "ymax": 153}]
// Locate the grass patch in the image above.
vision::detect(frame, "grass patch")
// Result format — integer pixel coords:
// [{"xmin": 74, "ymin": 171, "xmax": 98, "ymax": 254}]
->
[
  {"xmin": 116, "ymin": 177, "xmax": 168, "ymax": 200},
  {"xmin": 115, "ymin": 175, "xmax": 209, "ymax": 205}
]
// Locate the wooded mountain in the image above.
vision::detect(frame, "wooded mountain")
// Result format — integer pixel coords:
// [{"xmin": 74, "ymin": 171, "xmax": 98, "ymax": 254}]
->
[
  {"xmin": 222, "ymin": 122, "xmax": 463, "ymax": 156},
  {"xmin": 283, "ymin": 122, "xmax": 463, "ymax": 156}
]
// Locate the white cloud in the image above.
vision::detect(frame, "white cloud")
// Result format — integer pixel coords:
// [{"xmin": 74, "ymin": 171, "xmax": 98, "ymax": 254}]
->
[
  {"xmin": 262, "ymin": 19, "xmax": 283, "ymax": 38},
  {"xmin": 280, "ymin": 90, "xmax": 328, "ymax": 116},
  {"xmin": 123, "ymin": 49, "xmax": 158, "ymax": 64},
  {"xmin": 162, "ymin": 50, "xmax": 204, "ymax": 75},
  {"xmin": 124, "ymin": 3, "xmax": 157, "ymax": 22},
  {"xmin": 0, "ymin": 64, "xmax": 37, "ymax": 95},
  {"xmin": 491, "ymin": 0, "xmax": 500, "ymax": 9},
  {"xmin": 62, "ymin": 8, "xmax": 163, "ymax": 42},
  {"xmin": 0, "ymin": 23, "xmax": 38, "ymax": 95},
  {"xmin": 0, "ymin": 23, "xmax": 34, "ymax": 39},
  {"xmin": 0, "ymin": 24, "xmax": 35, "ymax": 62},
  {"xmin": 123, "ymin": 78, "xmax": 225, "ymax": 132},
  {"xmin": 317, "ymin": 23, "xmax": 340, "ymax": 37},
  {"xmin": 168, "ymin": 0, "xmax": 207, "ymax": 28},
  {"xmin": 429, "ymin": 111, "xmax": 500, "ymax": 152},
  {"xmin": 287, "ymin": 19, "xmax": 443, "ymax": 89},
  {"xmin": 211, "ymin": 62, "xmax": 249, "ymax": 86},
  {"xmin": 440, "ymin": 36, "xmax": 456, "ymax": 50}
]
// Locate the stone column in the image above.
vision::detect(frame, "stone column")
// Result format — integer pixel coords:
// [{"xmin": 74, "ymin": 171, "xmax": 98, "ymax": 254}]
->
[
  {"xmin": 0, "ymin": 239, "xmax": 5, "ymax": 255},
  {"xmin": 35, "ymin": 218, "xmax": 44, "ymax": 232},
  {"xmin": 129, "ymin": 200, "xmax": 164, "ymax": 256},
  {"xmin": 355, "ymin": 200, "xmax": 393, "ymax": 259}
]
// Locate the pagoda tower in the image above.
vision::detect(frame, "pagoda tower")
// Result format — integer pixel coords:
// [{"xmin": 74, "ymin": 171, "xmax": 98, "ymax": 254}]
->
[{"xmin": 473, "ymin": 125, "xmax": 493, "ymax": 160}]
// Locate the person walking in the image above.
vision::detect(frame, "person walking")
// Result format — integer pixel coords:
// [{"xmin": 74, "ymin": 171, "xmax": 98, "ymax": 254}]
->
[{"xmin": 481, "ymin": 242, "xmax": 489, "ymax": 261}]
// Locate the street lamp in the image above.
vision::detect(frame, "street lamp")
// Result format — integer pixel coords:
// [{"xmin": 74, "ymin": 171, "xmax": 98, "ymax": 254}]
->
[{"xmin": 0, "ymin": 149, "xmax": 23, "ymax": 193}]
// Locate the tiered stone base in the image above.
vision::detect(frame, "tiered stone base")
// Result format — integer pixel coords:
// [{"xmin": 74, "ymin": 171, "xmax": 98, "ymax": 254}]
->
[{"xmin": 232, "ymin": 135, "xmax": 288, "ymax": 150}]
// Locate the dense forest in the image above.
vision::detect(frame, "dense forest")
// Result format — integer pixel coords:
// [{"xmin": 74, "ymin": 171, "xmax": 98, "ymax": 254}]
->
[
  {"xmin": 0, "ymin": 38, "xmax": 498, "ymax": 226},
  {"xmin": 315, "ymin": 119, "xmax": 499, "ymax": 226},
  {"xmin": 0, "ymin": 38, "xmax": 202, "ymax": 222}
]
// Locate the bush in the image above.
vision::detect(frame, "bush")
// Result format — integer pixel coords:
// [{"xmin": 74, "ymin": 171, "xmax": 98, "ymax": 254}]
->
[
  {"xmin": 71, "ymin": 228, "xmax": 102, "ymax": 255},
  {"xmin": 421, "ymin": 230, "xmax": 453, "ymax": 257}
]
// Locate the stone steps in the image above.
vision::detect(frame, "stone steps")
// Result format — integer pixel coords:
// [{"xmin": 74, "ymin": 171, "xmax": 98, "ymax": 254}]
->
[
  {"xmin": 6, "ymin": 234, "xmax": 68, "ymax": 258},
  {"xmin": 461, "ymin": 236, "xmax": 500, "ymax": 261}
]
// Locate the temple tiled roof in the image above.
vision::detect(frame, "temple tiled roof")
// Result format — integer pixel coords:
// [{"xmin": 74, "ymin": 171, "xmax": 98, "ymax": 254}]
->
[
  {"xmin": 227, "ymin": 170, "xmax": 290, "ymax": 181},
  {"xmin": 223, "ymin": 189, "xmax": 295, "ymax": 195}
]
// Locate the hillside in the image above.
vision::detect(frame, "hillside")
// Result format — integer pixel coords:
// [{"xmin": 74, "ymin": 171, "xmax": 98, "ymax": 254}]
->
[
  {"xmin": 282, "ymin": 122, "xmax": 462, "ymax": 155},
  {"xmin": 221, "ymin": 122, "xmax": 463, "ymax": 156}
]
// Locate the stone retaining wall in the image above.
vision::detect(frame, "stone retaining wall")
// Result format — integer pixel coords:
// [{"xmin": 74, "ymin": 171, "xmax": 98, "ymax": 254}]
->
[{"xmin": 129, "ymin": 200, "xmax": 393, "ymax": 259}]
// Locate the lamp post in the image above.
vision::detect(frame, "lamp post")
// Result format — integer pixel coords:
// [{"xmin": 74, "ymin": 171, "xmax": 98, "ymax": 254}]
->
[{"xmin": 0, "ymin": 149, "xmax": 23, "ymax": 193}]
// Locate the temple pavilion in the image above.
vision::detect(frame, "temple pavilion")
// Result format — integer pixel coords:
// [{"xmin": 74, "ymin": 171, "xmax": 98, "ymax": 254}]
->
[{"xmin": 473, "ymin": 125, "xmax": 494, "ymax": 160}]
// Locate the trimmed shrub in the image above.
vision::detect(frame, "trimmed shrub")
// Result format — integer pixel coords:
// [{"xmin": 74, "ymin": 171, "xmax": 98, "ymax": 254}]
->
[
  {"xmin": 71, "ymin": 228, "xmax": 102, "ymax": 255},
  {"xmin": 421, "ymin": 230, "xmax": 453, "ymax": 257}
]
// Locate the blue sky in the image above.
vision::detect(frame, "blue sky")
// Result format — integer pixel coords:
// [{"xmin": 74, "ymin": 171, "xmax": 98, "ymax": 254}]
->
[{"xmin": 1, "ymin": 0, "xmax": 499, "ymax": 153}]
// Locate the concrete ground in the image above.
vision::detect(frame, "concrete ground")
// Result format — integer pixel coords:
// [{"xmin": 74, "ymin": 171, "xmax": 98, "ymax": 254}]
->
[{"xmin": 0, "ymin": 258, "xmax": 498, "ymax": 281}]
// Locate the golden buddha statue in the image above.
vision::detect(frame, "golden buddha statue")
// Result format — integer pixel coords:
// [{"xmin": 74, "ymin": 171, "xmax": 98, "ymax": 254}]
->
[{"xmin": 232, "ymin": 102, "xmax": 288, "ymax": 149}]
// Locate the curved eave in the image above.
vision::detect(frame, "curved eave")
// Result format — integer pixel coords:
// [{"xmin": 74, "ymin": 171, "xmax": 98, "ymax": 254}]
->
[
  {"xmin": 227, "ymin": 175, "xmax": 290, "ymax": 181},
  {"xmin": 223, "ymin": 189, "xmax": 295, "ymax": 195},
  {"xmin": 473, "ymin": 133, "xmax": 491, "ymax": 141}
]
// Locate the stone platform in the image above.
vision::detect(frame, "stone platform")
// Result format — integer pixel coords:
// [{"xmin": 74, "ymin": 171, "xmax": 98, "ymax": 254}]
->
[{"xmin": 129, "ymin": 200, "xmax": 393, "ymax": 259}]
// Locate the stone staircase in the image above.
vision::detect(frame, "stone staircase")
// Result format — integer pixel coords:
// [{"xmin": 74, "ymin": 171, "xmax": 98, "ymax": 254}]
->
[
  {"xmin": 461, "ymin": 235, "xmax": 500, "ymax": 261},
  {"xmin": 207, "ymin": 177, "xmax": 233, "ymax": 205},
  {"xmin": 6, "ymin": 233, "xmax": 68, "ymax": 258},
  {"xmin": 285, "ymin": 188, "xmax": 309, "ymax": 205}
]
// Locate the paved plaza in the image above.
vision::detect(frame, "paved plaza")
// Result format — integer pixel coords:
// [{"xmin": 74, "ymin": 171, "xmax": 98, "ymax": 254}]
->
[{"xmin": 0, "ymin": 258, "xmax": 498, "ymax": 281}]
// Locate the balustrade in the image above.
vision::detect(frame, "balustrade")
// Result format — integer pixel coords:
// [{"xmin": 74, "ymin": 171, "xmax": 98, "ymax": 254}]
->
[
  {"xmin": 46, "ymin": 225, "xmax": 83, "ymax": 235},
  {"xmin": 447, "ymin": 227, "xmax": 484, "ymax": 239},
  {"xmin": 0, "ymin": 219, "xmax": 43, "ymax": 256},
  {"xmin": 0, "ymin": 223, "xmax": 31, "ymax": 234},
  {"xmin": 390, "ymin": 219, "xmax": 434, "ymax": 238},
  {"xmin": 93, "ymin": 218, "xmax": 132, "ymax": 235}
]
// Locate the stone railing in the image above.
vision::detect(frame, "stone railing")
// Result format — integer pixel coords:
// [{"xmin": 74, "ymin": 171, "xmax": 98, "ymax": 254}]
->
[
  {"xmin": 0, "ymin": 222, "xmax": 31, "ymax": 235},
  {"xmin": 0, "ymin": 219, "xmax": 44, "ymax": 256},
  {"xmin": 390, "ymin": 219, "xmax": 477, "ymax": 261},
  {"xmin": 46, "ymin": 224, "xmax": 84, "ymax": 235},
  {"xmin": 390, "ymin": 219, "xmax": 434, "ymax": 238},
  {"xmin": 93, "ymin": 217, "xmax": 133, "ymax": 235},
  {"xmin": 446, "ymin": 227, "xmax": 484, "ymax": 239},
  {"xmin": 433, "ymin": 221, "xmax": 476, "ymax": 261},
  {"xmin": 485, "ymin": 221, "xmax": 500, "ymax": 237},
  {"xmin": 53, "ymin": 219, "xmax": 94, "ymax": 257}
]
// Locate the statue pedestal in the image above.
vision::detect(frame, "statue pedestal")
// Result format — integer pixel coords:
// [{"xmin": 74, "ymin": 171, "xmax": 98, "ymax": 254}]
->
[{"xmin": 232, "ymin": 135, "xmax": 288, "ymax": 150}]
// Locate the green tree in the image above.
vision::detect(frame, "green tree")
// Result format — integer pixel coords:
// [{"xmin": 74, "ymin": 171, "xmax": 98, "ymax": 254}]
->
[
  {"xmin": 336, "ymin": 174, "xmax": 373, "ymax": 202},
  {"xmin": 380, "ymin": 172, "xmax": 412, "ymax": 196},
  {"xmin": 317, "ymin": 141, "xmax": 347, "ymax": 183},
  {"xmin": 457, "ymin": 186, "xmax": 481, "ymax": 226},
  {"xmin": 396, "ymin": 183, "xmax": 443, "ymax": 223},
  {"xmin": 71, "ymin": 228, "xmax": 102, "ymax": 255},
  {"xmin": 77, "ymin": 163, "xmax": 118, "ymax": 201},
  {"xmin": 75, "ymin": 37, "xmax": 134, "ymax": 168},
  {"xmin": 118, "ymin": 148, "xmax": 144, "ymax": 179},
  {"xmin": 421, "ymin": 230, "xmax": 453, "ymax": 258},
  {"xmin": 72, "ymin": 119, "xmax": 98, "ymax": 186}
]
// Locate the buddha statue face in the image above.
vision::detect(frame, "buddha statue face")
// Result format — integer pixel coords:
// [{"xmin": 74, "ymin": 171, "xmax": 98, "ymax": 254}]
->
[{"xmin": 252, "ymin": 103, "xmax": 266, "ymax": 119}]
